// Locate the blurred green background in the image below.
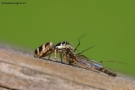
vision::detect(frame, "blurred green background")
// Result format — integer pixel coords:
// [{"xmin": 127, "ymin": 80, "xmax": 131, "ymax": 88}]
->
[{"xmin": 0, "ymin": 0, "xmax": 135, "ymax": 76}]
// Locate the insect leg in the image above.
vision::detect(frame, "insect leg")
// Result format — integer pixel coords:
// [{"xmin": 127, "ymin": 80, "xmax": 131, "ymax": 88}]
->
[
  {"xmin": 60, "ymin": 53, "xmax": 63, "ymax": 63},
  {"xmin": 77, "ymin": 45, "xmax": 96, "ymax": 56},
  {"xmin": 47, "ymin": 53, "xmax": 51, "ymax": 60},
  {"xmin": 54, "ymin": 49, "xmax": 57, "ymax": 61},
  {"xmin": 100, "ymin": 60, "xmax": 127, "ymax": 65}
]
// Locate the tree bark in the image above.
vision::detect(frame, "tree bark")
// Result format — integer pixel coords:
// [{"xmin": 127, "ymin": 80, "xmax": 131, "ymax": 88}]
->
[{"xmin": 0, "ymin": 47, "xmax": 135, "ymax": 90}]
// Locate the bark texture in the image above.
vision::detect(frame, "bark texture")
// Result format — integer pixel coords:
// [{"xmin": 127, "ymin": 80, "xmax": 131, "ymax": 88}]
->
[{"xmin": 0, "ymin": 46, "xmax": 135, "ymax": 90}]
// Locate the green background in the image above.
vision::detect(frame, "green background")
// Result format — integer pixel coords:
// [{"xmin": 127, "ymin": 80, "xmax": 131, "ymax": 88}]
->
[{"xmin": 0, "ymin": 0, "xmax": 135, "ymax": 77}]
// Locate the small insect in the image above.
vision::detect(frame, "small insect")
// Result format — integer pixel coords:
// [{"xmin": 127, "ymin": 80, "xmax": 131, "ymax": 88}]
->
[
  {"xmin": 78, "ymin": 59, "xmax": 117, "ymax": 77},
  {"xmin": 62, "ymin": 41, "xmax": 118, "ymax": 77},
  {"xmin": 63, "ymin": 48, "xmax": 117, "ymax": 77},
  {"xmin": 34, "ymin": 41, "xmax": 77, "ymax": 63},
  {"xmin": 77, "ymin": 45, "xmax": 128, "ymax": 77},
  {"xmin": 34, "ymin": 34, "xmax": 85, "ymax": 62},
  {"xmin": 33, "ymin": 35, "xmax": 119, "ymax": 77}
]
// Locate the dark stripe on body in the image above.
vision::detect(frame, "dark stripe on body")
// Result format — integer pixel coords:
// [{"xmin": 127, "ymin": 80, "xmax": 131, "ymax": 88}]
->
[
  {"xmin": 38, "ymin": 45, "xmax": 42, "ymax": 53},
  {"xmin": 45, "ymin": 42, "xmax": 50, "ymax": 47},
  {"xmin": 55, "ymin": 41, "xmax": 69, "ymax": 47},
  {"xmin": 35, "ymin": 49, "xmax": 38, "ymax": 55}
]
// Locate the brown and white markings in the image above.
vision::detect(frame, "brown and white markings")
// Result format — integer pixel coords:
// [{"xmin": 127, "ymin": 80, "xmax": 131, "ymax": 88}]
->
[
  {"xmin": 34, "ymin": 34, "xmax": 85, "ymax": 62},
  {"xmin": 34, "ymin": 41, "xmax": 76, "ymax": 62},
  {"xmin": 62, "ymin": 48, "xmax": 79, "ymax": 65},
  {"xmin": 54, "ymin": 37, "xmax": 86, "ymax": 64},
  {"xmin": 34, "ymin": 42, "xmax": 54, "ymax": 59},
  {"xmin": 54, "ymin": 41, "xmax": 74, "ymax": 62},
  {"xmin": 34, "ymin": 38, "xmax": 117, "ymax": 77}
]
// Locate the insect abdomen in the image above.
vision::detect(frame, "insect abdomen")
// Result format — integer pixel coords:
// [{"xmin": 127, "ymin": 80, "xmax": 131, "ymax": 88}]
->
[
  {"xmin": 34, "ymin": 42, "xmax": 54, "ymax": 58},
  {"xmin": 98, "ymin": 68, "xmax": 117, "ymax": 77}
]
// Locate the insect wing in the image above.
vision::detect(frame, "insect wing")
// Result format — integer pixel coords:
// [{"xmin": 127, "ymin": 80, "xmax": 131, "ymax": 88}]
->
[
  {"xmin": 93, "ymin": 63, "xmax": 103, "ymax": 68},
  {"xmin": 77, "ymin": 56, "xmax": 104, "ymax": 69}
]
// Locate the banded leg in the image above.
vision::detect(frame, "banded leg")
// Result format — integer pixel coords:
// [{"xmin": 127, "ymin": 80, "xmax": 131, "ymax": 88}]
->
[{"xmin": 54, "ymin": 49, "xmax": 57, "ymax": 61}]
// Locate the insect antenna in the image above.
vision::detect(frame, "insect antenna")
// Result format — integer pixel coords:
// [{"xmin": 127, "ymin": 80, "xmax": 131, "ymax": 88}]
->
[
  {"xmin": 77, "ymin": 45, "xmax": 96, "ymax": 55},
  {"xmin": 79, "ymin": 54, "xmax": 89, "ymax": 59},
  {"xmin": 100, "ymin": 60, "xmax": 127, "ymax": 65},
  {"xmin": 73, "ymin": 39, "xmax": 80, "ymax": 52},
  {"xmin": 74, "ymin": 34, "xmax": 87, "ymax": 52}
]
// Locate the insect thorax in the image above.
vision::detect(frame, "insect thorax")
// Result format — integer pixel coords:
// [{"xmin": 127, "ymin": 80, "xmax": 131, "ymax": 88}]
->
[{"xmin": 55, "ymin": 41, "xmax": 74, "ymax": 51}]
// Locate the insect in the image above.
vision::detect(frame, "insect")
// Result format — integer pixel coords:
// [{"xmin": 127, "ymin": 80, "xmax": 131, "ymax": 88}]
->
[
  {"xmin": 61, "ymin": 41, "xmax": 118, "ymax": 77},
  {"xmin": 56, "ymin": 35, "xmax": 89, "ymax": 65},
  {"xmin": 34, "ymin": 35, "xmax": 119, "ymax": 77},
  {"xmin": 34, "ymin": 41, "xmax": 78, "ymax": 63},
  {"xmin": 76, "ymin": 46, "xmax": 127, "ymax": 77},
  {"xmin": 77, "ymin": 58, "xmax": 117, "ymax": 77},
  {"xmin": 34, "ymin": 34, "xmax": 86, "ymax": 62},
  {"xmin": 63, "ymin": 48, "xmax": 117, "ymax": 77}
]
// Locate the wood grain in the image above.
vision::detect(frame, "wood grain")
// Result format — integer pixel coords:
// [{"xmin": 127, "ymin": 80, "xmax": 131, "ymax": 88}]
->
[{"xmin": 0, "ymin": 46, "xmax": 135, "ymax": 90}]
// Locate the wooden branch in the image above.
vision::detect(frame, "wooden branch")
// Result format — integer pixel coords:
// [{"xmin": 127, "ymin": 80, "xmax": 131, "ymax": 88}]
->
[{"xmin": 0, "ymin": 46, "xmax": 135, "ymax": 90}]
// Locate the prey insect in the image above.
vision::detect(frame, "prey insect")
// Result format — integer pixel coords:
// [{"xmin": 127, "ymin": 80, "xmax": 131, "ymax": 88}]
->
[
  {"xmin": 61, "ymin": 41, "xmax": 118, "ymax": 77},
  {"xmin": 77, "ymin": 58, "xmax": 117, "ymax": 77},
  {"xmin": 64, "ymin": 48, "xmax": 117, "ymax": 77},
  {"xmin": 73, "ymin": 46, "xmax": 126, "ymax": 77}
]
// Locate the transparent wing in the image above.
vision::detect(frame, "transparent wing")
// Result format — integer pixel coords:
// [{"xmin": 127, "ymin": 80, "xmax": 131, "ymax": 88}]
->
[{"xmin": 77, "ymin": 54, "xmax": 104, "ymax": 69}]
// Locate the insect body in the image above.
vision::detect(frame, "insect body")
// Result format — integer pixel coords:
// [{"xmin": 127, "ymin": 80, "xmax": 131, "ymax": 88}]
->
[
  {"xmin": 78, "ymin": 59, "xmax": 117, "ymax": 77},
  {"xmin": 63, "ymin": 48, "xmax": 79, "ymax": 65},
  {"xmin": 54, "ymin": 41, "xmax": 74, "ymax": 62},
  {"xmin": 61, "ymin": 42, "xmax": 117, "ymax": 77},
  {"xmin": 34, "ymin": 42, "xmax": 54, "ymax": 59},
  {"xmin": 55, "ymin": 41, "xmax": 73, "ymax": 50},
  {"xmin": 34, "ymin": 36, "xmax": 117, "ymax": 77},
  {"xmin": 34, "ymin": 34, "xmax": 85, "ymax": 62},
  {"xmin": 34, "ymin": 41, "xmax": 75, "ymax": 63}
]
